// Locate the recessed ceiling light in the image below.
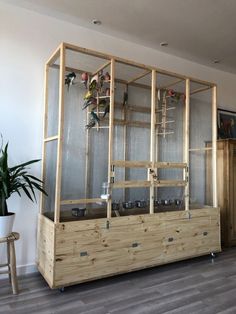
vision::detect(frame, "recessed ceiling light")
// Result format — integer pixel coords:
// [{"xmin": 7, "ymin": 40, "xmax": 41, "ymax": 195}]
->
[
  {"xmin": 160, "ymin": 42, "xmax": 168, "ymax": 47},
  {"xmin": 92, "ymin": 19, "xmax": 102, "ymax": 25},
  {"xmin": 213, "ymin": 59, "xmax": 221, "ymax": 64}
]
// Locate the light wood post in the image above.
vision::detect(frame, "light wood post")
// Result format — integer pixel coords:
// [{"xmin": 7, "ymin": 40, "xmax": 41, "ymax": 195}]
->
[
  {"xmin": 54, "ymin": 43, "xmax": 66, "ymax": 223},
  {"xmin": 184, "ymin": 79, "xmax": 190, "ymax": 211},
  {"xmin": 107, "ymin": 58, "xmax": 115, "ymax": 219},
  {"xmin": 150, "ymin": 70, "xmax": 157, "ymax": 214},
  {"xmin": 212, "ymin": 85, "xmax": 218, "ymax": 207},
  {"xmin": 40, "ymin": 64, "xmax": 49, "ymax": 214},
  {"xmin": 7, "ymin": 242, "xmax": 11, "ymax": 283},
  {"xmin": 9, "ymin": 241, "xmax": 18, "ymax": 294}
]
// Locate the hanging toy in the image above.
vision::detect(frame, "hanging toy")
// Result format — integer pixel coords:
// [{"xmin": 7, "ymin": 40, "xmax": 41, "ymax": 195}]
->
[
  {"xmin": 123, "ymin": 91, "xmax": 128, "ymax": 106},
  {"xmin": 65, "ymin": 72, "xmax": 76, "ymax": 91},
  {"xmin": 105, "ymin": 88, "xmax": 110, "ymax": 96},
  {"xmin": 104, "ymin": 72, "xmax": 111, "ymax": 81},
  {"xmin": 168, "ymin": 89, "xmax": 175, "ymax": 98},
  {"xmin": 81, "ymin": 72, "xmax": 88, "ymax": 89}
]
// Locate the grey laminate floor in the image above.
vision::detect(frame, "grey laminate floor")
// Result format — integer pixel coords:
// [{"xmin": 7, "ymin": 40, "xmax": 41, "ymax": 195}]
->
[{"xmin": 1, "ymin": 249, "xmax": 236, "ymax": 314}]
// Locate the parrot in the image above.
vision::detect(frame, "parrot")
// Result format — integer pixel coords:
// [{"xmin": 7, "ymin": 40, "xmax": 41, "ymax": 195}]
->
[
  {"xmin": 89, "ymin": 80, "xmax": 97, "ymax": 92},
  {"xmin": 103, "ymin": 104, "xmax": 110, "ymax": 117},
  {"xmin": 84, "ymin": 90, "xmax": 93, "ymax": 100},
  {"xmin": 85, "ymin": 119, "xmax": 96, "ymax": 129},
  {"xmin": 85, "ymin": 111, "xmax": 100, "ymax": 129},
  {"xmin": 65, "ymin": 72, "xmax": 76, "ymax": 91},
  {"xmin": 82, "ymin": 97, "xmax": 97, "ymax": 110},
  {"xmin": 90, "ymin": 111, "xmax": 100, "ymax": 124},
  {"xmin": 81, "ymin": 72, "xmax": 88, "ymax": 89}
]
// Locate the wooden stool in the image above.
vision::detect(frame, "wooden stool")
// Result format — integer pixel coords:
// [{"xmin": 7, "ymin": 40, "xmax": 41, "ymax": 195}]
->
[{"xmin": 0, "ymin": 232, "xmax": 20, "ymax": 294}]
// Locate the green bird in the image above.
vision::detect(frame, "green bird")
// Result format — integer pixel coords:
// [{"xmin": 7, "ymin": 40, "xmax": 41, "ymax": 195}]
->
[{"xmin": 90, "ymin": 111, "xmax": 100, "ymax": 123}]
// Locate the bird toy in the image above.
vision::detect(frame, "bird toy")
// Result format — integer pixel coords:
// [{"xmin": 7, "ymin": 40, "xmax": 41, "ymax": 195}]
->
[{"xmin": 81, "ymin": 72, "xmax": 88, "ymax": 89}]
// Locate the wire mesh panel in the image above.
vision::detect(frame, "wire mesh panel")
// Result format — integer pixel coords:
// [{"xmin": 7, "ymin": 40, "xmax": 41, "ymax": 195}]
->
[
  {"xmin": 44, "ymin": 140, "xmax": 57, "ymax": 214},
  {"xmin": 46, "ymin": 65, "xmax": 60, "ymax": 138}
]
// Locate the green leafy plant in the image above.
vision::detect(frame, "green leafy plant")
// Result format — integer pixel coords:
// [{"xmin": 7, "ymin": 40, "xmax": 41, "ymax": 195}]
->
[{"xmin": 0, "ymin": 142, "xmax": 47, "ymax": 216}]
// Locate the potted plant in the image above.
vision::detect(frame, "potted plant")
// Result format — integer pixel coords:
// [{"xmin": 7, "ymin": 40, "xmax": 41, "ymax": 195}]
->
[{"xmin": 0, "ymin": 142, "xmax": 47, "ymax": 238}]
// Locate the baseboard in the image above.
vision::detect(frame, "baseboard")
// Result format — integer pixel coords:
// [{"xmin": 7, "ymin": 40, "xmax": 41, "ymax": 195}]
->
[
  {"xmin": 17, "ymin": 263, "xmax": 38, "ymax": 276},
  {"xmin": 0, "ymin": 263, "xmax": 38, "ymax": 279}
]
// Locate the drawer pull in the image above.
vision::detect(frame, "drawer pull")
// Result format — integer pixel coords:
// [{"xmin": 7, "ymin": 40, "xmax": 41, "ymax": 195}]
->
[
  {"xmin": 168, "ymin": 237, "xmax": 174, "ymax": 242},
  {"xmin": 131, "ymin": 242, "xmax": 140, "ymax": 248},
  {"xmin": 203, "ymin": 231, "xmax": 208, "ymax": 236},
  {"xmin": 80, "ymin": 251, "xmax": 88, "ymax": 257}
]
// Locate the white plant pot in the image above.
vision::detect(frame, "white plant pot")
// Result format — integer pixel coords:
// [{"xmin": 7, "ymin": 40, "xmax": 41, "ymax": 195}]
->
[{"xmin": 0, "ymin": 213, "xmax": 15, "ymax": 238}]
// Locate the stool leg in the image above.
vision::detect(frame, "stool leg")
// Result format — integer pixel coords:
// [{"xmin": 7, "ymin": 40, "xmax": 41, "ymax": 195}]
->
[
  {"xmin": 9, "ymin": 241, "xmax": 19, "ymax": 294},
  {"xmin": 7, "ymin": 242, "xmax": 11, "ymax": 283}
]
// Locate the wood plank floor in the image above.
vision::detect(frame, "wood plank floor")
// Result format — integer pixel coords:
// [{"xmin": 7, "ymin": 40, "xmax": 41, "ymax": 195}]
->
[{"xmin": 1, "ymin": 248, "xmax": 236, "ymax": 313}]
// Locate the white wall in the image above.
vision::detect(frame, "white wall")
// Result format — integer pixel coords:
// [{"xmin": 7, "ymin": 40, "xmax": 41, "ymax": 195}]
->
[{"xmin": 1, "ymin": 2, "xmax": 236, "ymax": 274}]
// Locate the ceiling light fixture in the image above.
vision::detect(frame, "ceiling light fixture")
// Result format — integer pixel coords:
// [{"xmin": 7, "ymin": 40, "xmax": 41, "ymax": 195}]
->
[
  {"xmin": 160, "ymin": 42, "xmax": 168, "ymax": 47},
  {"xmin": 92, "ymin": 19, "xmax": 102, "ymax": 25}
]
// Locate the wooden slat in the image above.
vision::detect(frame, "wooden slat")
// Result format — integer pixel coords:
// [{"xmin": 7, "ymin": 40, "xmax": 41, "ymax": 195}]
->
[
  {"xmin": 112, "ymin": 160, "xmax": 152, "ymax": 168},
  {"xmin": 60, "ymin": 198, "xmax": 105, "ymax": 205},
  {"xmin": 46, "ymin": 45, "xmax": 61, "ymax": 66},
  {"xmin": 54, "ymin": 44, "xmax": 65, "ymax": 223},
  {"xmin": 158, "ymin": 78, "xmax": 184, "ymax": 89},
  {"xmin": 127, "ymin": 70, "xmax": 151, "ymax": 84},
  {"xmin": 189, "ymin": 147, "xmax": 212, "ymax": 152},
  {"xmin": 150, "ymin": 70, "xmax": 157, "ymax": 214},
  {"xmin": 44, "ymin": 136, "xmax": 58, "ymax": 143},
  {"xmin": 107, "ymin": 59, "xmax": 115, "ymax": 219},
  {"xmin": 154, "ymin": 162, "xmax": 187, "ymax": 169},
  {"xmin": 37, "ymin": 214, "xmax": 55, "ymax": 288},
  {"xmin": 212, "ymin": 86, "xmax": 218, "ymax": 207},
  {"xmin": 190, "ymin": 85, "xmax": 211, "ymax": 95},
  {"xmin": 183, "ymin": 79, "xmax": 190, "ymax": 211},
  {"xmin": 92, "ymin": 60, "xmax": 111, "ymax": 75},
  {"xmin": 112, "ymin": 180, "xmax": 151, "ymax": 188},
  {"xmin": 40, "ymin": 64, "xmax": 49, "ymax": 214},
  {"xmin": 154, "ymin": 180, "xmax": 187, "ymax": 187}
]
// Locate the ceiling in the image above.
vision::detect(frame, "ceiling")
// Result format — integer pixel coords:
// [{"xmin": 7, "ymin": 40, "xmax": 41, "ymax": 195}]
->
[{"xmin": 5, "ymin": 0, "xmax": 236, "ymax": 74}]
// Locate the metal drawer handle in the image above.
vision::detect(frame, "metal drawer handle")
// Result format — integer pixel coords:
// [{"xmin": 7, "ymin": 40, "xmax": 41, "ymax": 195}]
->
[{"xmin": 80, "ymin": 251, "xmax": 88, "ymax": 257}]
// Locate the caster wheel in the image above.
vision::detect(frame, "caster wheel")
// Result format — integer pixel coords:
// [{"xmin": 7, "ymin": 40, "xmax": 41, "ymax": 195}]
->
[
  {"xmin": 59, "ymin": 287, "xmax": 65, "ymax": 292},
  {"xmin": 210, "ymin": 252, "xmax": 216, "ymax": 258}
]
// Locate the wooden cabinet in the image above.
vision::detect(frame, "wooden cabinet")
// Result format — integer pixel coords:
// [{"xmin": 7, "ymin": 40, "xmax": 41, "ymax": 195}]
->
[{"xmin": 206, "ymin": 139, "xmax": 236, "ymax": 246}]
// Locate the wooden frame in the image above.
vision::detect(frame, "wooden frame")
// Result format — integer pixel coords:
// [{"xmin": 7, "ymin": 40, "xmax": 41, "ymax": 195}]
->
[{"xmin": 38, "ymin": 42, "xmax": 221, "ymax": 289}]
